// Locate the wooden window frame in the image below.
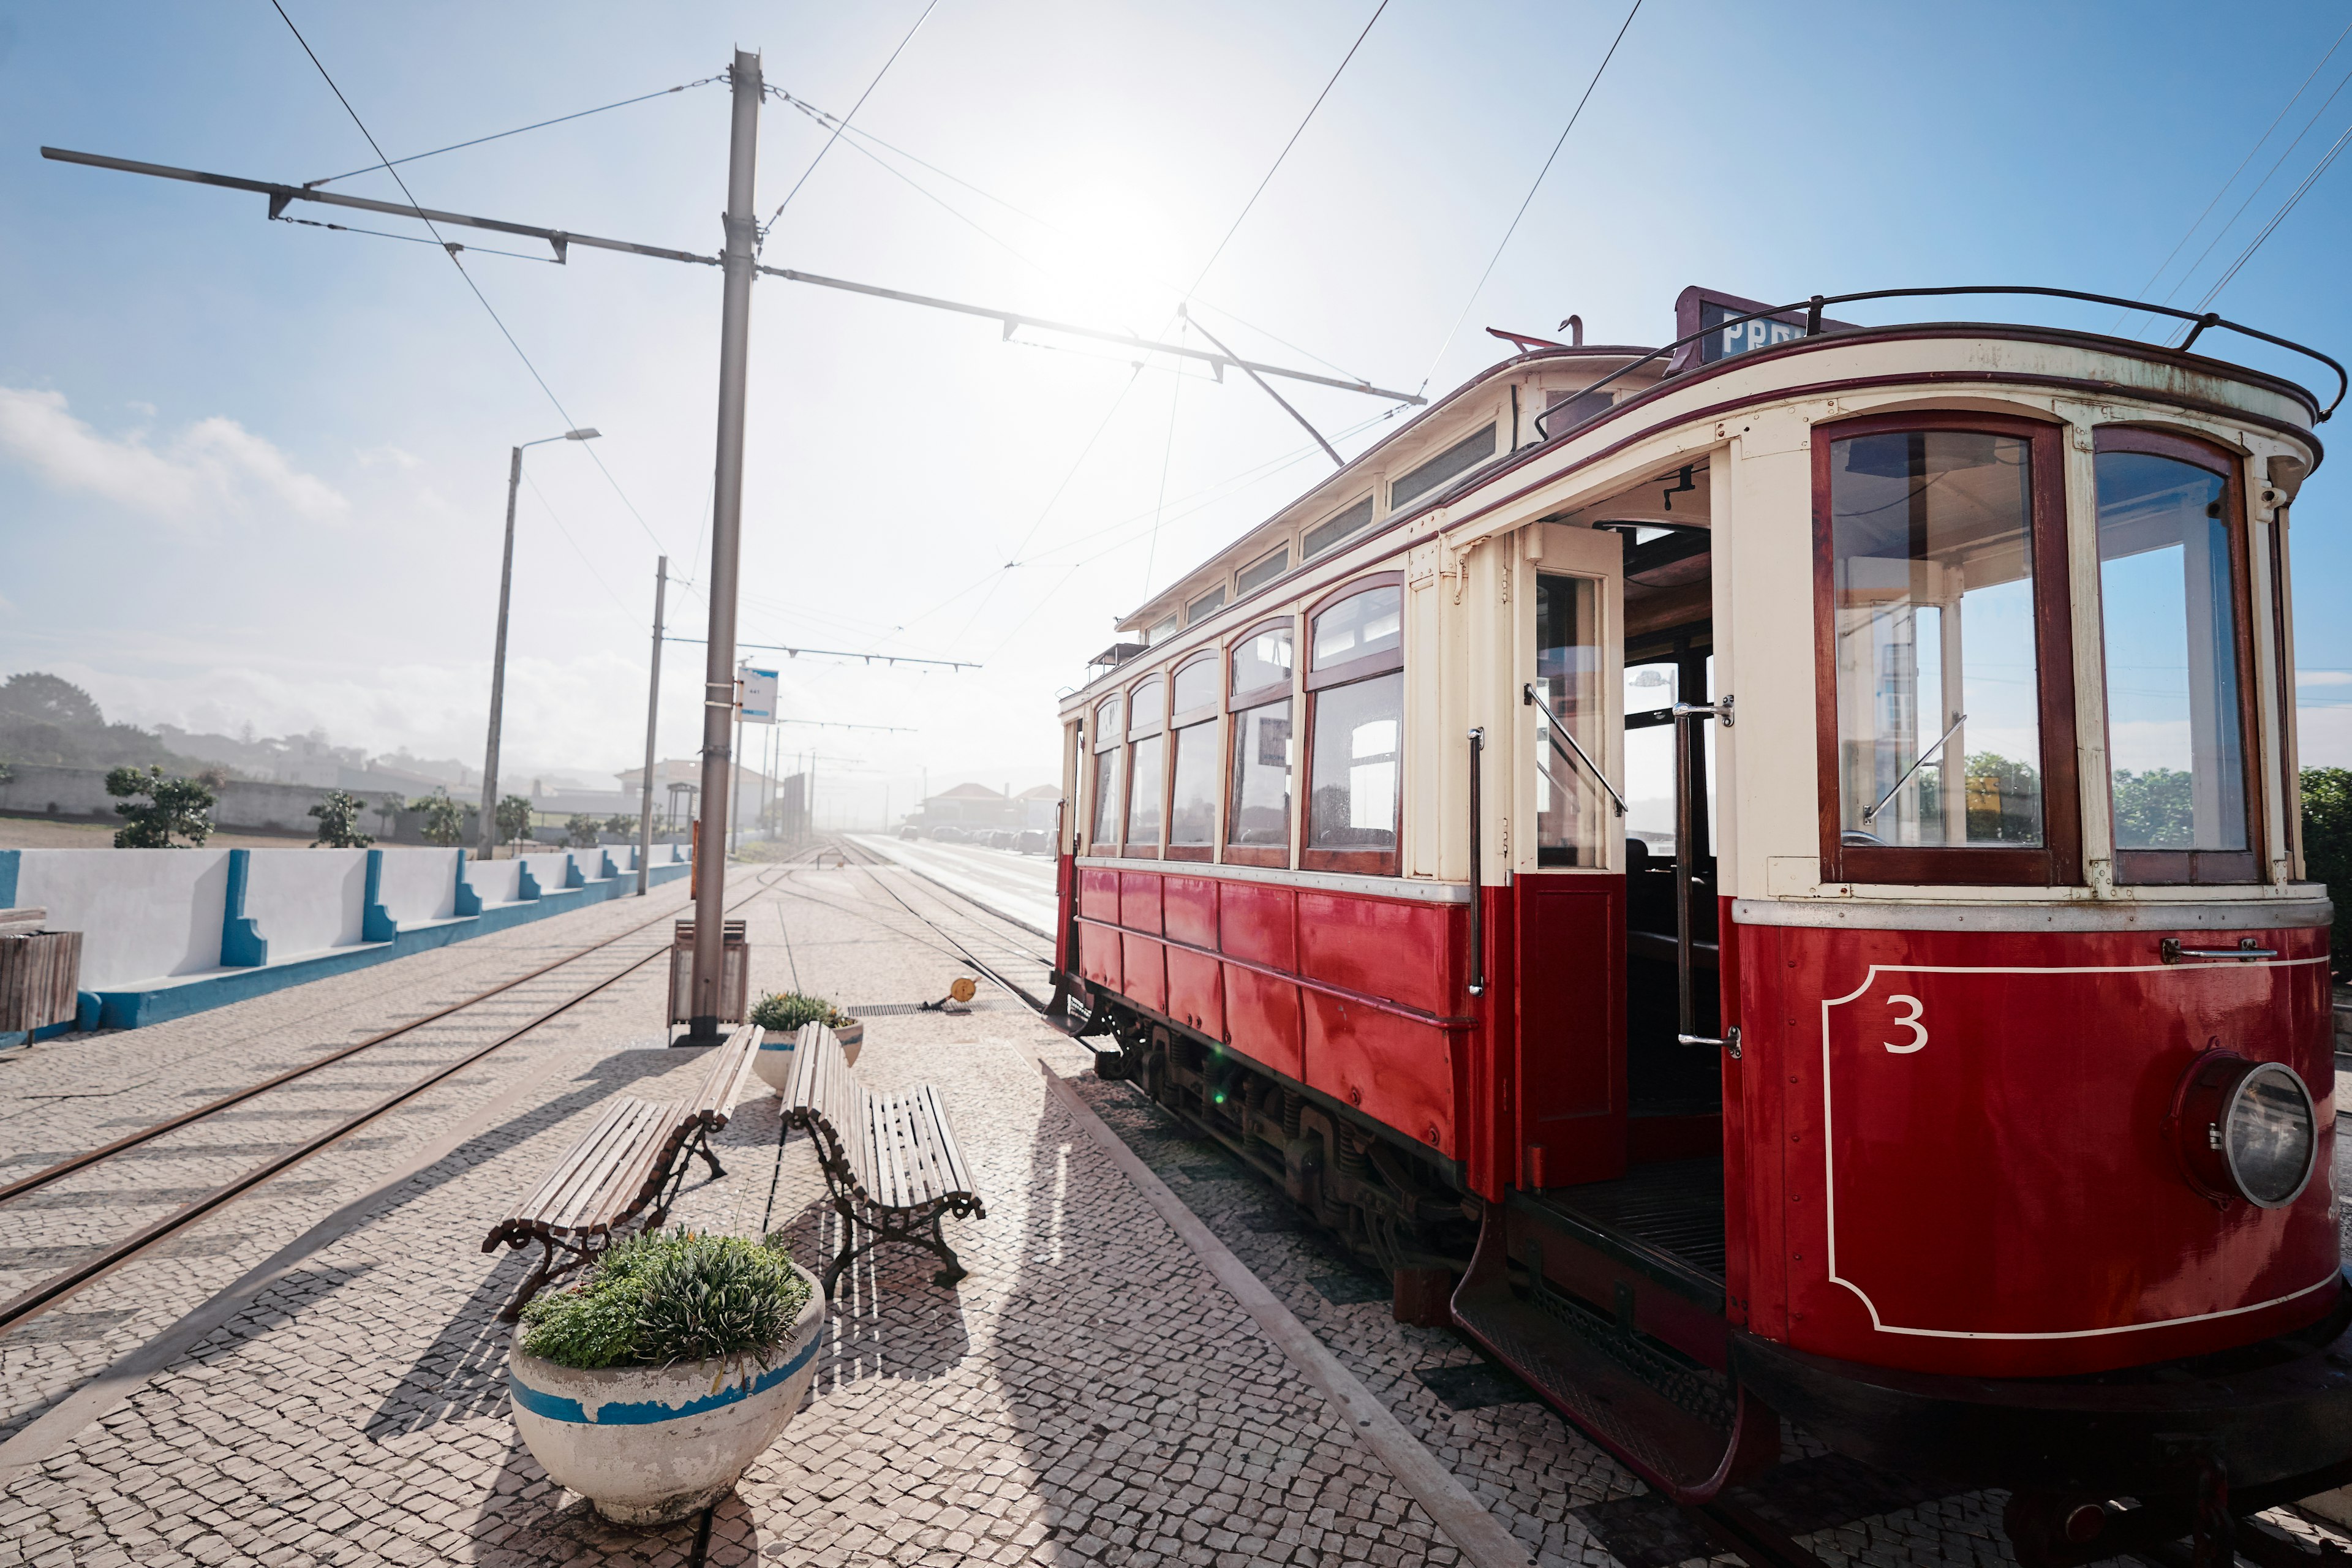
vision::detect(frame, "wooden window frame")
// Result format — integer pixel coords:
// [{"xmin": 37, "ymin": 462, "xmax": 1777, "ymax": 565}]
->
[
  {"xmin": 1224, "ymin": 615, "xmax": 1297, "ymax": 869},
  {"xmin": 1121, "ymin": 676, "xmax": 1167, "ymax": 860},
  {"xmin": 1167, "ymin": 652, "xmax": 1222, "ymax": 862},
  {"xmin": 1087, "ymin": 696, "xmax": 1124, "ymax": 857},
  {"xmin": 2094, "ymin": 425, "xmax": 2264, "ymax": 887},
  {"xmin": 1812, "ymin": 412, "xmax": 2082, "ymax": 887},
  {"xmin": 1302, "ymin": 576, "xmax": 1408, "ymax": 876}
]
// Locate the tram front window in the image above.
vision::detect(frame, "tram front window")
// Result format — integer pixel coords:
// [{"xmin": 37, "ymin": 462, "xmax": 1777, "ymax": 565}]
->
[
  {"xmin": 1830, "ymin": 429, "xmax": 2044, "ymax": 848},
  {"xmin": 2095, "ymin": 439, "xmax": 2253, "ymax": 878}
]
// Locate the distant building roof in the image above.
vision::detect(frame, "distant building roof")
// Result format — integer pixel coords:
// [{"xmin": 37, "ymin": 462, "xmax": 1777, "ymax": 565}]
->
[
  {"xmin": 933, "ymin": 782, "xmax": 1005, "ymax": 800},
  {"xmin": 1016, "ymin": 784, "xmax": 1062, "ymax": 801}
]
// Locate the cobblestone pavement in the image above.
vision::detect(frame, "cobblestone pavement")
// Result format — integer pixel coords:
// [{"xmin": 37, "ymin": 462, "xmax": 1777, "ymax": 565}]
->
[{"xmin": 4, "ymin": 856, "xmax": 2347, "ymax": 1568}]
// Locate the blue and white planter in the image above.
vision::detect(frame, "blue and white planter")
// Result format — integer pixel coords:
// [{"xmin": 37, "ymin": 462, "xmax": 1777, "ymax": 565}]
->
[
  {"xmin": 506, "ymin": 1262, "xmax": 825, "ymax": 1525},
  {"xmin": 750, "ymin": 1020, "xmax": 861, "ymax": 1095}
]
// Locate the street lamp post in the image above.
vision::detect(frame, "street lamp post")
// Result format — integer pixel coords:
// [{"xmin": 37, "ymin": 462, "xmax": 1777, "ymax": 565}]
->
[{"xmin": 477, "ymin": 427, "xmax": 600, "ymax": 861}]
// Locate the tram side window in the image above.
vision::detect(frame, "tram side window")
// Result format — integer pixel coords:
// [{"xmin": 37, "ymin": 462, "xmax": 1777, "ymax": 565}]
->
[
  {"xmin": 1125, "ymin": 677, "xmax": 1166, "ymax": 854},
  {"xmin": 1227, "ymin": 622, "xmax": 1295, "ymax": 865},
  {"xmin": 1534, "ymin": 575, "xmax": 1606, "ymax": 867},
  {"xmin": 1306, "ymin": 584, "xmax": 1404, "ymax": 874},
  {"xmin": 1090, "ymin": 694, "xmax": 1123, "ymax": 853},
  {"xmin": 1168, "ymin": 655, "xmax": 1219, "ymax": 855},
  {"xmin": 2095, "ymin": 432, "xmax": 2257, "ymax": 883},
  {"xmin": 1815, "ymin": 416, "xmax": 2079, "ymax": 884}
]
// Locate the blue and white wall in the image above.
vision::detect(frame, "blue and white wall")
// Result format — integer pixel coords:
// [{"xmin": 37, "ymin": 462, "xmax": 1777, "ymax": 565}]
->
[{"xmin": 0, "ymin": 842, "xmax": 690, "ymax": 1038}]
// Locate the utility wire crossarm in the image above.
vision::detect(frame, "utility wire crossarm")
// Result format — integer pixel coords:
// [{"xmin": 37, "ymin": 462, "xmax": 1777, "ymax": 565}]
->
[
  {"xmin": 39, "ymin": 145, "xmax": 1422, "ymax": 407},
  {"xmin": 663, "ymin": 635, "xmax": 978, "ymax": 671}
]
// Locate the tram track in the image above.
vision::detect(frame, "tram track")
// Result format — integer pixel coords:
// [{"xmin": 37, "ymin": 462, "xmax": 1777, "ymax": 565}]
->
[{"xmin": 0, "ymin": 858, "xmax": 804, "ymax": 1338}]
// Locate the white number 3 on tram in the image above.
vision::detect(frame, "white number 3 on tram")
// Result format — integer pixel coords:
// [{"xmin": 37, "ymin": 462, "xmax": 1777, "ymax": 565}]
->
[{"xmin": 1882, "ymin": 994, "xmax": 1928, "ymax": 1054}]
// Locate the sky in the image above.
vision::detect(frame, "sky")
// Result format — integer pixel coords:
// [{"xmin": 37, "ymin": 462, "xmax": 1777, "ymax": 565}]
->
[{"xmin": 3, "ymin": 1, "xmax": 2350, "ymax": 828}]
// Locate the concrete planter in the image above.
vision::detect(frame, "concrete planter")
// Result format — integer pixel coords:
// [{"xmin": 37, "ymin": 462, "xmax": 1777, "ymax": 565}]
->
[
  {"xmin": 506, "ymin": 1262, "xmax": 825, "ymax": 1525},
  {"xmin": 750, "ymin": 1023, "xmax": 860, "ymax": 1094}
]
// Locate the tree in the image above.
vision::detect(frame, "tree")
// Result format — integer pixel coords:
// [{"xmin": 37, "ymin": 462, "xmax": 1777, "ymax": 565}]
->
[
  {"xmin": 2110, "ymin": 768, "xmax": 2195, "ymax": 849},
  {"xmin": 308, "ymin": 790, "xmax": 374, "ymax": 848},
  {"xmin": 1962, "ymin": 752, "xmax": 2041, "ymax": 843},
  {"xmin": 2302, "ymin": 767, "xmax": 2352, "ymax": 976},
  {"xmin": 603, "ymin": 813, "xmax": 635, "ymax": 837},
  {"xmin": 496, "ymin": 794, "xmax": 535, "ymax": 848},
  {"xmin": 565, "ymin": 813, "xmax": 600, "ymax": 848},
  {"xmin": 411, "ymin": 790, "xmax": 465, "ymax": 847},
  {"xmin": 0, "ymin": 672, "xmax": 104, "ymax": 728},
  {"xmin": 373, "ymin": 793, "xmax": 406, "ymax": 839},
  {"xmin": 107, "ymin": 765, "xmax": 216, "ymax": 848}
]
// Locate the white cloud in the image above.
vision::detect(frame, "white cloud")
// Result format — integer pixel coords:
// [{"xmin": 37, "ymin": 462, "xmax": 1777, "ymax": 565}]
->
[
  {"xmin": 0, "ymin": 386, "xmax": 347, "ymax": 523},
  {"xmin": 2296, "ymin": 669, "xmax": 2352, "ymax": 687}
]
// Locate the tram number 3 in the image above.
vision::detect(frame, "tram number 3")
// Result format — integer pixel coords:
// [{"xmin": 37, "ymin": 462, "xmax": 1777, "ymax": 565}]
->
[{"xmin": 1881, "ymin": 995, "xmax": 1928, "ymax": 1054}]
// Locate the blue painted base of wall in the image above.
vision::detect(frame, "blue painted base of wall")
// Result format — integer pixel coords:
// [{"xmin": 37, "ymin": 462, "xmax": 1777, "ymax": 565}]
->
[{"xmin": 81, "ymin": 861, "xmax": 691, "ymax": 1031}]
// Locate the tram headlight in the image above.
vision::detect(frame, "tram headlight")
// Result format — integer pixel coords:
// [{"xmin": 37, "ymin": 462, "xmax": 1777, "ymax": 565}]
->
[{"xmin": 2169, "ymin": 1051, "xmax": 2319, "ymax": 1210}]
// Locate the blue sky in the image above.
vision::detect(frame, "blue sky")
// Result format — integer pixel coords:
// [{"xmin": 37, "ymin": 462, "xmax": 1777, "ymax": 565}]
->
[{"xmin": 2, "ymin": 1, "xmax": 2348, "ymax": 819}]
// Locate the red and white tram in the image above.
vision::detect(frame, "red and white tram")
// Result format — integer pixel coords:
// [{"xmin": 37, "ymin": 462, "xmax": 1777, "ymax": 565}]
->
[{"xmin": 1047, "ymin": 286, "xmax": 2352, "ymax": 1548}]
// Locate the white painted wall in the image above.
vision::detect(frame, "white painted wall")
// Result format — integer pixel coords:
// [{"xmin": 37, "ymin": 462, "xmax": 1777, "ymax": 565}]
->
[
  {"xmin": 11, "ymin": 848, "xmax": 233, "ymax": 986},
  {"xmin": 467, "ymin": 857, "xmax": 523, "ymax": 907},
  {"xmin": 519, "ymin": 852, "xmax": 572, "ymax": 899},
  {"xmin": 245, "ymin": 848, "xmax": 369, "ymax": 957},
  {"xmin": 376, "ymin": 848, "xmax": 461, "ymax": 925}
]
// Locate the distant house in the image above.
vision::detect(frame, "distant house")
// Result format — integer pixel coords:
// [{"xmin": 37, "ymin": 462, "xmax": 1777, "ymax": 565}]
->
[
  {"xmin": 908, "ymin": 782, "xmax": 1019, "ymax": 832},
  {"xmin": 1016, "ymin": 783, "xmax": 1063, "ymax": 829}
]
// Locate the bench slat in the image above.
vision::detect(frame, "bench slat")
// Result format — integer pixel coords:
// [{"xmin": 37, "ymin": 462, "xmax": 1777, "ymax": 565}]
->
[{"xmin": 524, "ymin": 1098, "xmax": 649, "ymax": 1234}]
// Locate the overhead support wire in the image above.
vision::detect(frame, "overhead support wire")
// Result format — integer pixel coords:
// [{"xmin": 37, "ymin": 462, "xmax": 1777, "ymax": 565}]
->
[
  {"xmin": 663, "ymin": 636, "xmax": 978, "ymax": 671},
  {"xmin": 1180, "ymin": 305, "xmax": 1341, "ymax": 465},
  {"xmin": 304, "ymin": 76, "xmax": 723, "ymax": 188},
  {"xmin": 758, "ymin": 0, "xmax": 944, "ymax": 249}
]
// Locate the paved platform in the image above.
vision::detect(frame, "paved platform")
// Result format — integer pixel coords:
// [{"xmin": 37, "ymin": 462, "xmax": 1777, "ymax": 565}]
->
[{"xmin": 1, "ymin": 856, "xmax": 2346, "ymax": 1568}]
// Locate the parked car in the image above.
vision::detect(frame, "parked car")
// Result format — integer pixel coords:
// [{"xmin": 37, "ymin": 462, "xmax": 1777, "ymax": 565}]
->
[
  {"xmin": 1017, "ymin": 829, "xmax": 1051, "ymax": 854},
  {"xmin": 899, "ymin": 824, "xmax": 920, "ymax": 840},
  {"xmin": 987, "ymin": 829, "xmax": 1020, "ymax": 850},
  {"xmin": 929, "ymin": 825, "xmax": 969, "ymax": 843}
]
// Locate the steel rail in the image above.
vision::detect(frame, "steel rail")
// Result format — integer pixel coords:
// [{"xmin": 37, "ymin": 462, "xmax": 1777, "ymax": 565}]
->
[
  {"xmin": 0, "ymin": 864, "xmax": 792, "ymax": 1337},
  {"xmin": 0, "ymin": 886, "xmax": 698, "ymax": 1206},
  {"xmin": 826, "ymin": 840, "xmax": 1057, "ymax": 1011}
]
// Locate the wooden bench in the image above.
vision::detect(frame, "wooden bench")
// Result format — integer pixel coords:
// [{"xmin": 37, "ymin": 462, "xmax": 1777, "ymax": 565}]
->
[
  {"xmin": 481, "ymin": 1022, "xmax": 763, "ymax": 1320},
  {"xmin": 782, "ymin": 1022, "xmax": 985, "ymax": 1298}
]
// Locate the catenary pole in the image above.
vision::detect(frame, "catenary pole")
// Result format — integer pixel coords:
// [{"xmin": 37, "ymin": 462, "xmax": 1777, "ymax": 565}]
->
[
  {"xmin": 478, "ymin": 445, "xmax": 524, "ymax": 860},
  {"xmin": 687, "ymin": 50, "xmax": 762, "ymax": 1044},
  {"xmin": 636, "ymin": 555, "xmax": 666, "ymax": 895}
]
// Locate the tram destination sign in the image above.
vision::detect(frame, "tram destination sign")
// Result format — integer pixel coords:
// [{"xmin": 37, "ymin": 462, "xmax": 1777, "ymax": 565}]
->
[{"xmin": 1670, "ymin": 285, "xmax": 1858, "ymax": 372}]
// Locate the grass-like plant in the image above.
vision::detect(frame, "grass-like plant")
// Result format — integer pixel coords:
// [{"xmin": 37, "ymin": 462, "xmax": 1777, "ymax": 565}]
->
[
  {"xmin": 748, "ymin": 990, "xmax": 849, "ymax": 1033},
  {"xmin": 518, "ymin": 1231, "xmax": 812, "ymax": 1371}
]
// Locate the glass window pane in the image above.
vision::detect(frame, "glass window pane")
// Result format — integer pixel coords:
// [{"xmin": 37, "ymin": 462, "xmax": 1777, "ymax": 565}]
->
[
  {"xmin": 1303, "ymin": 497, "xmax": 1374, "ymax": 559},
  {"xmin": 1128, "ymin": 677, "xmax": 1164, "ymax": 736},
  {"xmin": 1091, "ymin": 748, "xmax": 1122, "ymax": 844},
  {"xmin": 1125, "ymin": 736, "xmax": 1164, "ymax": 846},
  {"xmin": 1237, "ymin": 546, "xmax": 1289, "ymax": 596},
  {"xmin": 1391, "ymin": 424, "xmax": 1497, "ymax": 513},
  {"xmin": 1173, "ymin": 658, "xmax": 1218, "ymax": 715},
  {"xmin": 1624, "ymin": 660, "xmax": 1677, "ymax": 718},
  {"xmin": 1309, "ymin": 672, "xmax": 1403, "ymax": 855},
  {"xmin": 1186, "ymin": 586, "xmax": 1226, "ymax": 624},
  {"xmin": 1227, "ymin": 699, "xmax": 1292, "ymax": 846},
  {"xmin": 1232, "ymin": 625, "xmax": 1294, "ymax": 696},
  {"xmin": 1312, "ymin": 587, "xmax": 1403, "ymax": 668},
  {"xmin": 1169, "ymin": 722, "xmax": 1218, "ymax": 845},
  {"xmin": 1093, "ymin": 695, "xmax": 1123, "ymax": 753},
  {"xmin": 1625, "ymin": 725, "xmax": 1677, "ymax": 858},
  {"xmin": 1533, "ymin": 575, "xmax": 1605, "ymax": 866},
  {"xmin": 2096, "ymin": 451, "xmax": 2247, "ymax": 850},
  {"xmin": 1830, "ymin": 430, "xmax": 2043, "ymax": 848}
]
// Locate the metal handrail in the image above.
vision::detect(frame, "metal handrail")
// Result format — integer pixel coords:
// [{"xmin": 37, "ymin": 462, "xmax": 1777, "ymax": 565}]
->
[
  {"xmin": 1863, "ymin": 712, "xmax": 1967, "ymax": 826},
  {"xmin": 1523, "ymin": 683, "xmax": 1626, "ymax": 815},
  {"xmin": 1530, "ymin": 285, "xmax": 2345, "ymax": 443},
  {"xmin": 1466, "ymin": 728, "xmax": 1485, "ymax": 999}
]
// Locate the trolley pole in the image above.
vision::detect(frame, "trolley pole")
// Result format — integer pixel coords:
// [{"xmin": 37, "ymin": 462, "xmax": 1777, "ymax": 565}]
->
[
  {"xmin": 685, "ymin": 49, "xmax": 762, "ymax": 1044},
  {"xmin": 478, "ymin": 444, "xmax": 523, "ymax": 861},
  {"xmin": 636, "ymin": 556, "xmax": 666, "ymax": 896}
]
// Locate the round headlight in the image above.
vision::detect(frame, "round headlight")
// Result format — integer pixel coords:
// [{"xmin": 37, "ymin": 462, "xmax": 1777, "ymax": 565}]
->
[
  {"xmin": 2170, "ymin": 1051, "xmax": 2319, "ymax": 1210},
  {"xmin": 2223, "ymin": 1063, "xmax": 2318, "ymax": 1207}
]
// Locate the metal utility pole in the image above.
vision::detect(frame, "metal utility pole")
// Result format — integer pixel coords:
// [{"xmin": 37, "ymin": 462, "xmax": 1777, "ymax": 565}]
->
[
  {"xmin": 636, "ymin": 555, "xmax": 666, "ymax": 895},
  {"xmin": 478, "ymin": 428, "xmax": 598, "ymax": 861},
  {"xmin": 685, "ymin": 49, "xmax": 762, "ymax": 1044}
]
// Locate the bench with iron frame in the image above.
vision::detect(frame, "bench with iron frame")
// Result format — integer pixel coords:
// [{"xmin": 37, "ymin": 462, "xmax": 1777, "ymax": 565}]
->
[
  {"xmin": 782, "ymin": 1022, "xmax": 984, "ymax": 1297},
  {"xmin": 481, "ymin": 1022, "xmax": 763, "ymax": 1320}
]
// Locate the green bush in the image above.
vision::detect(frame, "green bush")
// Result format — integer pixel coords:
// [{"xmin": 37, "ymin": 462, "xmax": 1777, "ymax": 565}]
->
[
  {"xmin": 106, "ymin": 765, "xmax": 215, "ymax": 848},
  {"xmin": 2303, "ymin": 767, "xmax": 2352, "ymax": 974},
  {"xmin": 518, "ymin": 1230, "xmax": 811, "ymax": 1370},
  {"xmin": 307, "ymin": 789, "xmax": 374, "ymax": 848},
  {"xmin": 748, "ymin": 990, "xmax": 848, "ymax": 1032},
  {"xmin": 496, "ymin": 794, "xmax": 534, "ymax": 847},
  {"xmin": 565, "ymin": 813, "xmax": 601, "ymax": 849},
  {"xmin": 411, "ymin": 790, "xmax": 466, "ymax": 847}
]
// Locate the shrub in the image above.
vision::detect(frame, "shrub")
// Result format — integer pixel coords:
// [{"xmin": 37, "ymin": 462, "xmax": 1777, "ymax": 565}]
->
[
  {"xmin": 106, "ymin": 765, "xmax": 215, "ymax": 848},
  {"xmin": 412, "ymin": 790, "xmax": 465, "ymax": 847},
  {"xmin": 748, "ymin": 990, "xmax": 848, "ymax": 1032},
  {"xmin": 565, "ymin": 813, "xmax": 600, "ymax": 848},
  {"xmin": 308, "ymin": 790, "xmax": 374, "ymax": 848},
  {"xmin": 2304, "ymin": 767, "xmax": 2352, "ymax": 974},
  {"xmin": 518, "ymin": 1231, "xmax": 811, "ymax": 1371},
  {"xmin": 496, "ymin": 794, "xmax": 534, "ymax": 847},
  {"xmin": 604, "ymin": 813, "xmax": 636, "ymax": 837}
]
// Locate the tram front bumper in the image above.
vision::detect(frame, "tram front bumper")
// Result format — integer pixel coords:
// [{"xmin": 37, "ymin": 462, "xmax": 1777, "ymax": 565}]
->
[{"xmin": 1728, "ymin": 1273, "xmax": 2352, "ymax": 1497}]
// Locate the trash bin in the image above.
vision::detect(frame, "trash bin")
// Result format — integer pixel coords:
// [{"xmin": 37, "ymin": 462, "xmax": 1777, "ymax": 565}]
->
[
  {"xmin": 1, "ymin": 909, "xmax": 82, "ymax": 1035},
  {"xmin": 668, "ymin": 919, "xmax": 748, "ymax": 1025}
]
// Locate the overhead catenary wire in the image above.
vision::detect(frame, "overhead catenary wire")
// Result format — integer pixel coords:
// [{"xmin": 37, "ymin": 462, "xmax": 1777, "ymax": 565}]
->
[
  {"xmin": 2182, "ymin": 116, "xmax": 2352, "ymax": 323},
  {"xmin": 265, "ymin": 1, "xmax": 674, "ymax": 559},
  {"xmin": 758, "ymin": 0, "xmax": 944, "ymax": 249},
  {"xmin": 306, "ymin": 75, "xmax": 723, "ymax": 187},
  {"xmin": 1415, "ymin": 0, "xmax": 1642, "ymax": 393}
]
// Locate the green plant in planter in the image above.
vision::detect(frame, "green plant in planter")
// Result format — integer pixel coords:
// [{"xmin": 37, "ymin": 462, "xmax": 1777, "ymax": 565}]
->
[
  {"xmin": 748, "ymin": 990, "xmax": 849, "ymax": 1032},
  {"xmin": 519, "ymin": 1230, "xmax": 812, "ymax": 1371}
]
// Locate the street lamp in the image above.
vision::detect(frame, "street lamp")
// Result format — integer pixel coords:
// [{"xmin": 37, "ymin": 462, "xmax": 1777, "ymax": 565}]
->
[{"xmin": 478, "ymin": 428, "xmax": 600, "ymax": 860}]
